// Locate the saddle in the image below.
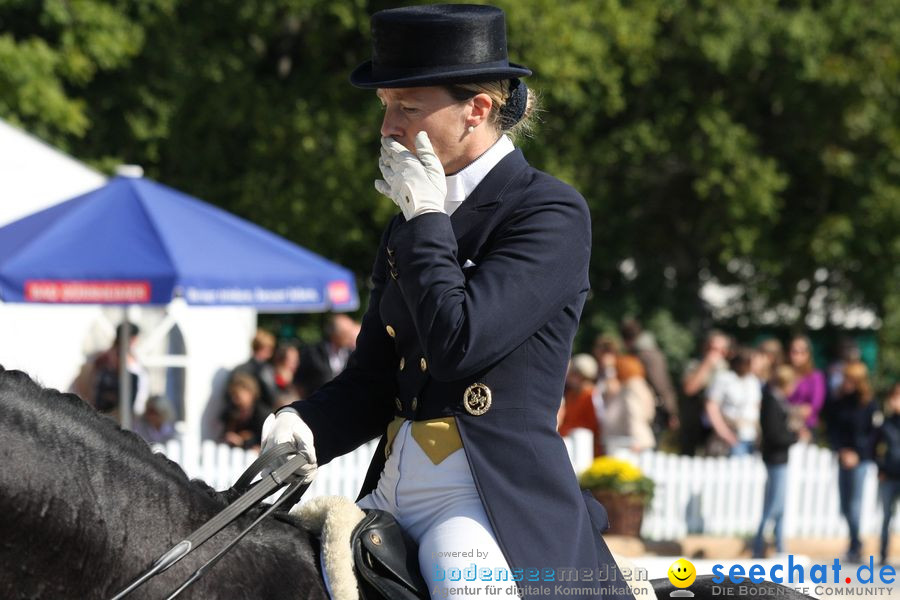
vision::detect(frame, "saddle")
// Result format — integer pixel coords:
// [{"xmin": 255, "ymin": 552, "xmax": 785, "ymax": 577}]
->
[
  {"xmin": 351, "ymin": 509, "xmax": 429, "ymax": 600},
  {"xmin": 291, "ymin": 496, "xmax": 428, "ymax": 600}
]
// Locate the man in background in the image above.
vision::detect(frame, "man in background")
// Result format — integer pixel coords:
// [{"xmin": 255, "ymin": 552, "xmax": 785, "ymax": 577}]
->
[
  {"xmin": 293, "ymin": 313, "xmax": 359, "ymax": 397},
  {"xmin": 681, "ymin": 329, "xmax": 731, "ymax": 455}
]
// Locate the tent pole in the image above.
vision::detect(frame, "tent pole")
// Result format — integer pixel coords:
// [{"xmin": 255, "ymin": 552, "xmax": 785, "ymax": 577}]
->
[{"xmin": 118, "ymin": 307, "xmax": 133, "ymax": 430}]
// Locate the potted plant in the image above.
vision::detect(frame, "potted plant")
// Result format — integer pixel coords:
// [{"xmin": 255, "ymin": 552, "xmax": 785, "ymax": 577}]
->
[{"xmin": 578, "ymin": 456, "xmax": 655, "ymax": 537}]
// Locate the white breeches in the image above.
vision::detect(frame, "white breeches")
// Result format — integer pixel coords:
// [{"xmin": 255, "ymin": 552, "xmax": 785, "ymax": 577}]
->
[{"xmin": 358, "ymin": 421, "xmax": 520, "ymax": 599}]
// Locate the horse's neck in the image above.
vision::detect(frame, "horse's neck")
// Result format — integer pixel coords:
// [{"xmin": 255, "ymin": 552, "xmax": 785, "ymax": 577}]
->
[
  {"xmin": 1, "ymin": 409, "xmax": 215, "ymax": 587},
  {"xmin": 0, "ymin": 396, "xmax": 326, "ymax": 599}
]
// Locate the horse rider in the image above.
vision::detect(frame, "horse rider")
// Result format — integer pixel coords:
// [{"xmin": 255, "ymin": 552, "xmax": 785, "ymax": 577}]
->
[{"xmin": 262, "ymin": 5, "xmax": 633, "ymax": 599}]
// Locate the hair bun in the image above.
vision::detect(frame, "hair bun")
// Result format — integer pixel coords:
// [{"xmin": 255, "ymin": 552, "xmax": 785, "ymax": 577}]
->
[{"xmin": 499, "ymin": 79, "xmax": 528, "ymax": 130}]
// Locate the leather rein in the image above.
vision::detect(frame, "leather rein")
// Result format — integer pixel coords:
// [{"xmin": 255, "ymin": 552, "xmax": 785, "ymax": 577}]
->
[{"xmin": 109, "ymin": 443, "xmax": 311, "ymax": 600}]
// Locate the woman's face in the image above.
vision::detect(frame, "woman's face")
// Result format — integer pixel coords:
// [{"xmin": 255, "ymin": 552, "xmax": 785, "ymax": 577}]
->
[
  {"xmin": 789, "ymin": 339, "xmax": 809, "ymax": 368},
  {"xmin": 231, "ymin": 387, "xmax": 255, "ymax": 411},
  {"xmin": 378, "ymin": 86, "xmax": 473, "ymax": 174}
]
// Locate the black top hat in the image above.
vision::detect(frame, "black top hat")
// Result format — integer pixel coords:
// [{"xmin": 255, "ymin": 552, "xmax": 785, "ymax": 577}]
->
[{"xmin": 350, "ymin": 4, "xmax": 531, "ymax": 89}]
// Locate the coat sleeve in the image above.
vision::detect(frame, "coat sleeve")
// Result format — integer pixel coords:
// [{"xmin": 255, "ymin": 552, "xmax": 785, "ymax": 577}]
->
[
  {"xmin": 388, "ymin": 186, "xmax": 591, "ymax": 381},
  {"xmin": 290, "ymin": 219, "xmax": 400, "ymax": 465}
]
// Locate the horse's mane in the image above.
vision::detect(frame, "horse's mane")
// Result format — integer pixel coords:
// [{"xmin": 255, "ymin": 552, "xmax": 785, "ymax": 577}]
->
[
  {"xmin": 0, "ymin": 365, "xmax": 328, "ymax": 599},
  {"xmin": 0, "ymin": 364, "xmax": 236, "ymax": 507}
]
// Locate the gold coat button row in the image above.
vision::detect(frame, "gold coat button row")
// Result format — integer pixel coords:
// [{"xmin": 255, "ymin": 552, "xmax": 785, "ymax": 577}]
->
[
  {"xmin": 411, "ymin": 397, "xmax": 418, "ymax": 411},
  {"xmin": 386, "ymin": 325, "xmax": 396, "ymax": 338},
  {"xmin": 399, "ymin": 357, "xmax": 405, "ymax": 371},
  {"xmin": 395, "ymin": 397, "xmax": 402, "ymax": 411},
  {"xmin": 420, "ymin": 357, "xmax": 427, "ymax": 372}
]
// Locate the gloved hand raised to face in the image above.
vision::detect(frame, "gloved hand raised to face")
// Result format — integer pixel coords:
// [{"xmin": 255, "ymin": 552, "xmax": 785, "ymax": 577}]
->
[
  {"xmin": 260, "ymin": 408, "xmax": 318, "ymax": 484},
  {"xmin": 375, "ymin": 131, "xmax": 447, "ymax": 221}
]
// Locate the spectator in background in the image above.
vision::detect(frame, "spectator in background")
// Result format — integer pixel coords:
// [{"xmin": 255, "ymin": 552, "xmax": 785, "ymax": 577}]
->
[
  {"xmin": 272, "ymin": 343, "xmax": 302, "ymax": 409},
  {"xmin": 754, "ymin": 338, "xmax": 785, "ymax": 385},
  {"xmin": 602, "ymin": 355, "xmax": 656, "ymax": 454},
  {"xmin": 705, "ymin": 347, "xmax": 761, "ymax": 457},
  {"xmin": 620, "ymin": 318, "xmax": 678, "ymax": 435},
  {"xmin": 829, "ymin": 361, "xmax": 877, "ymax": 562},
  {"xmin": 558, "ymin": 354, "xmax": 601, "ymax": 456},
  {"xmin": 875, "ymin": 383, "xmax": 900, "ymax": 565},
  {"xmin": 221, "ymin": 372, "xmax": 267, "ymax": 451},
  {"xmin": 230, "ymin": 329, "xmax": 278, "ymax": 410},
  {"xmin": 273, "ymin": 343, "xmax": 300, "ymax": 394},
  {"xmin": 827, "ymin": 337, "xmax": 861, "ymax": 399},
  {"xmin": 787, "ymin": 334, "xmax": 826, "ymax": 436},
  {"xmin": 294, "ymin": 313, "xmax": 359, "ymax": 397},
  {"xmin": 591, "ymin": 335, "xmax": 620, "ymax": 430},
  {"xmin": 681, "ymin": 330, "xmax": 731, "ymax": 455},
  {"xmin": 753, "ymin": 365, "xmax": 804, "ymax": 558},
  {"xmin": 133, "ymin": 394, "xmax": 177, "ymax": 445},
  {"xmin": 87, "ymin": 322, "xmax": 150, "ymax": 422}
]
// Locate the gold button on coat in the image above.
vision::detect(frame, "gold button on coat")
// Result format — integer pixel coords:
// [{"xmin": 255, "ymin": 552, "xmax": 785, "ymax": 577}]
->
[
  {"xmin": 386, "ymin": 325, "xmax": 396, "ymax": 338},
  {"xmin": 399, "ymin": 357, "xmax": 405, "ymax": 370},
  {"xmin": 420, "ymin": 358, "xmax": 427, "ymax": 372},
  {"xmin": 411, "ymin": 397, "xmax": 418, "ymax": 411},
  {"xmin": 394, "ymin": 397, "xmax": 402, "ymax": 411}
]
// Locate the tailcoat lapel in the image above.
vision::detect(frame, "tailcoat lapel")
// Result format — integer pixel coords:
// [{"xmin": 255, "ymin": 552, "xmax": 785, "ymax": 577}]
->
[{"xmin": 449, "ymin": 149, "xmax": 529, "ymax": 261}]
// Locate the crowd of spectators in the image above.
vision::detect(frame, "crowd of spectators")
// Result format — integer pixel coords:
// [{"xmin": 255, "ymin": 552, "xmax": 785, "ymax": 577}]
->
[
  {"xmin": 75, "ymin": 314, "xmax": 898, "ymax": 563},
  {"xmin": 557, "ymin": 318, "xmax": 899, "ymax": 564},
  {"xmin": 218, "ymin": 315, "xmax": 359, "ymax": 451}
]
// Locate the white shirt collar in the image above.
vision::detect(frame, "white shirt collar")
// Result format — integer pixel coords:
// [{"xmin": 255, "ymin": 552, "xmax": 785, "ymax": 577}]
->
[{"xmin": 444, "ymin": 135, "xmax": 515, "ymax": 215}]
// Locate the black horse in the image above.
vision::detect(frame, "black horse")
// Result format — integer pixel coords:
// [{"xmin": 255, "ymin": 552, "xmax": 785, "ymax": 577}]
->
[
  {"xmin": 0, "ymin": 366, "xmax": 327, "ymax": 599},
  {"xmin": 0, "ymin": 366, "xmax": 814, "ymax": 600}
]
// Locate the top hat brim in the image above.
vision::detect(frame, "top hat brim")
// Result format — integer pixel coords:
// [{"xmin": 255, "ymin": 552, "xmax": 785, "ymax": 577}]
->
[{"xmin": 349, "ymin": 60, "xmax": 532, "ymax": 89}]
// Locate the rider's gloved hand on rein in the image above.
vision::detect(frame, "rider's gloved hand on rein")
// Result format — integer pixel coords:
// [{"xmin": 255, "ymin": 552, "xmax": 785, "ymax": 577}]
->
[
  {"xmin": 260, "ymin": 408, "xmax": 318, "ymax": 485},
  {"xmin": 375, "ymin": 131, "xmax": 447, "ymax": 221}
]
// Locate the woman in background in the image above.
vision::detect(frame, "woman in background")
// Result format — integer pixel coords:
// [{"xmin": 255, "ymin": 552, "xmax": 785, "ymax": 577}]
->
[
  {"xmin": 829, "ymin": 361, "xmax": 877, "ymax": 562},
  {"xmin": 753, "ymin": 365, "xmax": 804, "ymax": 557},
  {"xmin": 558, "ymin": 353, "xmax": 602, "ymax": 456},
  {"xmin": 603, "ymin": 355, "xmax": 656, "ymax": 454},
  {"xmin": 787, "ymin": 335, "xmax": 826, "ymax": 438},
  {"xmin": 221, "ymin": 372, "xmax": 267, "ymax": 451}
]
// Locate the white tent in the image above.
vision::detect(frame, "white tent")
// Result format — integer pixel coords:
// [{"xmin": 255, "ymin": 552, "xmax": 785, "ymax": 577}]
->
[{"xmin": 0, "ymin": 119, "xmax": 255, "ymax": 441}]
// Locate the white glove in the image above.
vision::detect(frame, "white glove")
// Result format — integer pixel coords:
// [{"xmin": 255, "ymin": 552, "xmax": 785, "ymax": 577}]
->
[
  {"xmin": 375, "ymin": 131, "xmax": 447, "ymax": 221},
  {"xmin": 260, "ymin": 408, "xmax": 317, "ymax": 484}
]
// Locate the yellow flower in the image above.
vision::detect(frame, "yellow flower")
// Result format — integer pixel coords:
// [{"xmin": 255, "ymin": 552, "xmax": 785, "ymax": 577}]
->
[{"xmin": 578, "ymin": 456, "xmax": 654, "ymax": 506}]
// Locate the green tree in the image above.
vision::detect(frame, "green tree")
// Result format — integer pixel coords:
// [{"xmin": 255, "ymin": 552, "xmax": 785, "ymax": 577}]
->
[
  {"xmin": 2, "ymin": 0, "xmax": 899, "ymax": 376},
  {"xmin": 0, "ymin": 0, "xmax": 172, "ymax": 146}
]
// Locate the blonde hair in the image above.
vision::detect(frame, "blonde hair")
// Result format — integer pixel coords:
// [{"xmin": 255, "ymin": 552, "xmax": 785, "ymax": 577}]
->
[
  {"xmin": 773, "ymin": 365, "xmax": 797, "ymax": 393},
  {"xmin": 446, "ymin": 80, "xmax": 539, "ymax": 142},
  {"xmin": 228, "ymin": 372, "xmax": 260, "ymax": 400},
  {"xmin": 789, "ymin": 335, "xmax": 815, "ymax": 376},
  {"xmin": 843, "ymin": 361, "xmax": 872, "ymax": 404},
  {"xmin": 251, "ymin": 329, "xmax": 276, "ymax": 353}
]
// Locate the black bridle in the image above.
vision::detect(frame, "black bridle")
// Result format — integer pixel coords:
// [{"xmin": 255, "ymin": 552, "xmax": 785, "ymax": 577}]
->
[{"xmin": 110, "ymin": 443, "xmax": 312, "ymax": 600}]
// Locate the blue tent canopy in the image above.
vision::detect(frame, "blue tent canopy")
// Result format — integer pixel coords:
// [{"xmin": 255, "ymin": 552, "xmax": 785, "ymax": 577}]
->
[{"xmin": 0, "ymin": 176, "xmax": 359, "ymax": 311}]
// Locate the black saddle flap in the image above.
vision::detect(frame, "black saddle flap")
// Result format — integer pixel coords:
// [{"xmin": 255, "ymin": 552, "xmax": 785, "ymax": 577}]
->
[{"xmin": 351, "ymin": 509, "xmax": 429, "ymax": 600}]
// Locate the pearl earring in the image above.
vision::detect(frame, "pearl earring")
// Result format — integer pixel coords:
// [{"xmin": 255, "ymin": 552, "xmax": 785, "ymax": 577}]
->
[{"xmin": 467, "ymin": 125, "xmax": 475, "ymax": 133}]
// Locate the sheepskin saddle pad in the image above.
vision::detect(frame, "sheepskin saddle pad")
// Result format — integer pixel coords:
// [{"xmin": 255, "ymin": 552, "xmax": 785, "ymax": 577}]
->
[{"xmin": 290, "ymin": 496, "xmax": 428, "ymax": 600}]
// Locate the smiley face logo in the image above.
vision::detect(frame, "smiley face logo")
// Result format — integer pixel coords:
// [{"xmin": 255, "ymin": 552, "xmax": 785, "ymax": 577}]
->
[{"xmin": 667, "ymin": 558, "xmax": 696, "ymax": 588}]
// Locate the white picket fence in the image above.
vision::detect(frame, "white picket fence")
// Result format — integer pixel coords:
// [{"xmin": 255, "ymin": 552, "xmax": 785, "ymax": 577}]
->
[{"xmin": 156, "ymin": 430, "xmax": 897, "ymax": 541}]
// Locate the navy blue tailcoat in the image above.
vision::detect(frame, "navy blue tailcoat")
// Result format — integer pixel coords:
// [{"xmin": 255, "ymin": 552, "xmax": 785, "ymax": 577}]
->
[{"xmin": 292, "ymin": 149, "xmax": 632, "ymax": 599}]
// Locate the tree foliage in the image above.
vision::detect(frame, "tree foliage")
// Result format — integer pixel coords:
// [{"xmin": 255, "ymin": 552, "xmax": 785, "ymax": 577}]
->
[{"xmin": 2, "ymin": 0, "xmax": 899, "ymax": 376}]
